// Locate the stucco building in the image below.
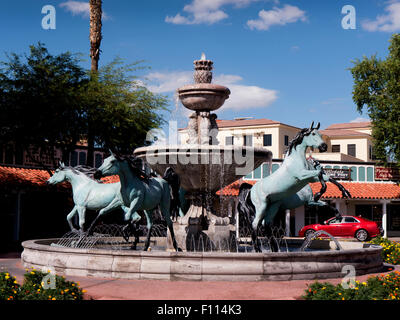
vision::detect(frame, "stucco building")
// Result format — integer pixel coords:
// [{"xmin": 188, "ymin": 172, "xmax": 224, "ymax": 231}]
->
[{"xmin": 180, "ymin": 118, "xmax": 400, "ymax": 238}]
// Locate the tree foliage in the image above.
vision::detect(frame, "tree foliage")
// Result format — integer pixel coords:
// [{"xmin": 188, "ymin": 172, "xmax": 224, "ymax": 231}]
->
[
  {"xmin": 350, "ymin": 34, "xmax": 400, "ymax": 165},
  {"xmin": 0, "ymin": 43, "xmax": 167, "ymax": 167}
]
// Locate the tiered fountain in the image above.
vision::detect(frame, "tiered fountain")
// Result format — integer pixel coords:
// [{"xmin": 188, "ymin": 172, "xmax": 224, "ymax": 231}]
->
[
  {"xmin": 134, "ymin": 54, "xmax": 272, "ymax": 250},
  {"xmin": 21, "ymin": 55, "xmax": 384, "ymax": 281}
]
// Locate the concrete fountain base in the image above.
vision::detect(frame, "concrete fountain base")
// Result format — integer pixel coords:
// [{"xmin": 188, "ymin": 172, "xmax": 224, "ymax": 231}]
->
[{"xmin": 21, "ymin": 239, "xmax": 383, "ymax": 281}]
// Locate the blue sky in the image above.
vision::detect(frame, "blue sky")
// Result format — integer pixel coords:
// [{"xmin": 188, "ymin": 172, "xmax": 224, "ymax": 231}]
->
[{"xmin": 1, "ymin": 0, "xmax": 399, "ymax": 131}]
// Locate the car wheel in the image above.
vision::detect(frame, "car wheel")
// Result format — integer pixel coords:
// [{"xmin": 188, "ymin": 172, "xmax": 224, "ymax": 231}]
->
[
  {"xmin": 304, "ymin": 229, "xmax": 315, "ymax": 238},
  {"xmin": 355, "ymin": 229, "xmax": 369, "ymax": 242}
]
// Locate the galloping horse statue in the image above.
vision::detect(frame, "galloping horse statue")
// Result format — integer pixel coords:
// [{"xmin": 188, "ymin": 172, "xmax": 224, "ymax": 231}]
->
[
  {"xmin": 47, "ymin": 163, "xmax": 126, "ymax": 233},
  {"xmin": 238, "ymin": 158, "xmax": 352, "ymax": 249},
  {"xmin": 237, "ymin": 122, "xmax": 329, "ymax": 252},
  {"xmin": 92, "ymin": 152, "xmax": 182, "ymax": 252}
]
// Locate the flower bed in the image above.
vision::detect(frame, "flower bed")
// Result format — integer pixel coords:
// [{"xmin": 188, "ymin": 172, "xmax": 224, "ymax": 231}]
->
[
  {"xmin": 0, "ymin": 268, "xmax": 86, "ymax": 300},
  {"xmin": 369, "ymin": 237, "xmax": 400, "ymax": 265},
  {"xmin": 303, "ymin": 271, "xmax": 400, "ymax": 300}
]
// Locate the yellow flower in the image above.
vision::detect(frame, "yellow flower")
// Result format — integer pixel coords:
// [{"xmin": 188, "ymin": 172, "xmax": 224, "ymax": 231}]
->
[
  {"xmin": 82, "ymin": 290, "xmax": 87, "ymax": 293},
  {"xmin": 52, "ymin": 297, "xmax": 56, "ymax": 300},
  {"xmin": 30, "ymin": 271, "xmax": 35, "ymax": 275},
  {"xmin": 5, "ymin": 275, "xmax": 9, "ymax": 280}
]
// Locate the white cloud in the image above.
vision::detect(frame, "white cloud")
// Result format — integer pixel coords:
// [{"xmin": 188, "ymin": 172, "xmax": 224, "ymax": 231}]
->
[
  {"xmin": 165, "ymin": 0, "xmax": 259, "ymax": 25},
  {"xmin": 247, "ymin": 4, "xmax": 307, "ymax": 30},
  {"xmin": 362, "ymin": 2, "xmax": 400, "ymax": 32},
  {"xmin": 60, "ymin": 1, "xmax": 109, "ymax": 20},
  {"xmin": 350, "ymin": 117, "xmax": 370, "ymax": 123},
  {"xmin": 145, "ymin": 70, "xmax": 278, "ymax": 111}
]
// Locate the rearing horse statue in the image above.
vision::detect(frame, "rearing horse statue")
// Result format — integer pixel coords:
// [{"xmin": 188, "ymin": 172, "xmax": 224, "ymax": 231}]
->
[
  {"xmin": 92, "ymin": 152, "xmax": 182, "ymax": 252},
  {"xmin": 238, "ymin": 122, "xmax": 328, "ymax": 252}
]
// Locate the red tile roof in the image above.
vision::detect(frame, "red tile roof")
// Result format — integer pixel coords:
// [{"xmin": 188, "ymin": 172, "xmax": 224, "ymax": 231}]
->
[
  {"xmin": 217, "ymin": 179, "xmax": 400, "ymax": 200},
  {"xmin": 320, "ymin": 129, "xmax": 370, "ymax": 137},
  {"xmin": 215, "ymin": 118, "xmax": 281, "ymax": 128},
  {"xmin": 0, "ymin": 165, "xmax": 119, "ymax": 188},
  {"xmin": 325, "ymin": 122, "xmax": 371, "ymax": 130}
]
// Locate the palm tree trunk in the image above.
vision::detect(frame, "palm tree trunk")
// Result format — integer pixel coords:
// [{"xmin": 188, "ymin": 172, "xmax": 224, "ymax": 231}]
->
[
  {"xmin": 89, "ymin": 0, "xmax": 102, "ymax": 72},
  {"xmin": 87, "ymin": 0, "xmax": 102, "ymax": 166}
]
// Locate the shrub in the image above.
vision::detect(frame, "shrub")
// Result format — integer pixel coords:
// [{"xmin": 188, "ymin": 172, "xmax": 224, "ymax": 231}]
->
[
  {"xmin": 370, "ymin": 237, "xmax": 400, "ymax": 265},
  {"xmin": 0, "ymin": 268, "xmax": 86, "ymax": 300},
  {"xmin": 0, "ymin": 272, "xmax": 20, "ymax": 301},
  {"xmin": 303, "ymin": 271, "xmax": 400, "ymax": 300}
]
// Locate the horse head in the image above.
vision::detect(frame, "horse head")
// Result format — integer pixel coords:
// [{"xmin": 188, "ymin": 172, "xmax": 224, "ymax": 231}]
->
[
  {"xmin": 94, "ymin": 152, "xmax": 121, "ymax": 179},
  {"xmin": 301, "ymin": 122, "xmax": 327, "ymax": 152},
  {"xmin": 47, "ymin": 162, "xmax": 68, "ymax": 185}
]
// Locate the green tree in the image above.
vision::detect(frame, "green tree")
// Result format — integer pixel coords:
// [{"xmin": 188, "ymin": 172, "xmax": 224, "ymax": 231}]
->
[
  {"xmin": 0, "ymin": 43, "xmax": 86, "ymax": 169},
  {"xmin": 81, "ymin": 58, "xmax": 167, "ymax": 154},
  {"xmin": 350, "ymin": 33, "xmax": 400, "ymax": 165},
  {"xmin": 0, "ymin": 43, "xmax": 168, "ymax": 168}
]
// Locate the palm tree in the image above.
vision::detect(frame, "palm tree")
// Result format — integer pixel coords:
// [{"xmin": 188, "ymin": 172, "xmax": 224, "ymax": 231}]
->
[
  {"xmin": 87, "ymin": 0, "xmax": 102, "ymax": 166},
  {"xmin": 89, "ymin": 0, "xmax": 102, "ymax": 72}
]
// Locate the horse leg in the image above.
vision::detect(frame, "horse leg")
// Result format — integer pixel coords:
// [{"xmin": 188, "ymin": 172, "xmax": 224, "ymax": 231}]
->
[
  {"xmin": 66, "ymin": 206, "xmax": 78, "ymax": 232},
  {"xmin": 251, "ymin": 200, "xmax": 267, "ymax": 253},
  {"xmin": 87, "ymin": 198, "xmax": 122, "ymax": 235},
  {"xmin": 77, "ymin": 206, "xmax": 87, "ymax": 233},
  {"xmin": 262, "ymin": 202, "xmax": 281, "ymax": 252},
  {"xmin": 160, "ymin": 187, "xmax": 182, "ymax": 252},
  {"xmin": 143, "ymin": 210, "xmax": 153, "ymax": 251}
]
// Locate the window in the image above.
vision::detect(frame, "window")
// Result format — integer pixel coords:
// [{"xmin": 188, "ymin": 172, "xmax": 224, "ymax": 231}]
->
[
  {"xmin": 95, "ymin": 154, "xmax": 103, "ymax": 168},
  {"xmin": 328, "ymin": 217, "xmax": 343, "ymax": 225},
  {"xmin": 225, "ymin": 136, "xmax": 234, "ymax": 146},
  {"xmin": 332, "ymin": 145, "xmax": 340, "ymax": 153},
  {"xmin": 244, "ymin": 135, "xmax": 253, "ymax": 147},
  {"xmin": 15, "ymin": 147, "xmax": 23, "ymax": 165},
  {"xmin": 367, "ymin": 167, "xmax": 374, "ymax": 182},
  {"xmin": 253, "ymin": 166, "xmax": 261, "ymax": 179},
  {"xmin": 347, "ymin": 144, "xmax": 356, "ymax": 157},
  {"xmin": 70, "ymin": 151, "xmax": 78, "ymax": 167},
  {"xmin": 358, "ymin": 166, "xmax": 365, "ymax": 181},
  {"xmin": 79, "ymin": 152, "xmax": 86, "ymax": 165},
  {"xmin": 284, "ymin": 135, "xmax": 289, "ymax": 146},
  {"xmin": 369, "ymin": 145, "xmax": 377, "ymax": 160},
  {"xmin": 263, "ymin": 134, "xmax": 272, "ymax": 147},
  {"xmin": 344, "ymin": 217, "xmax": 358, "ymax": 223},
  {"xmin": 4, "ymin": 145, "xmax": 13, "ymax": 164}
]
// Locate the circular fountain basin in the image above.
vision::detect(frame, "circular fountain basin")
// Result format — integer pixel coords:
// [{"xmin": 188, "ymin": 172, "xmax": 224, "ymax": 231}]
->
[
  {"xmin": 177, "ymin": 83, "xmax": 230, "ymax": 111},
  {"xmin": 134, "ymin": 145, "xmax": 271, "ymax": 193},
  {"xmin": 21, "ymin": 239, "xmax": 383, "ymax": 281}
]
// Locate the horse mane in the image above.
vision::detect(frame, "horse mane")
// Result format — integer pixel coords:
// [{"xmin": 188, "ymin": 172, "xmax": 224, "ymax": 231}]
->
[
  {"xmin": 285, "ymin": 128, "xmax": 313, "ymax": 156},
  {"xmin": 61, "ymin": 165, "xmax": 101, "ymax": 182},
  {"xmin": 117, "ymin": 155, "xmax": 151, "ymax": 183}
]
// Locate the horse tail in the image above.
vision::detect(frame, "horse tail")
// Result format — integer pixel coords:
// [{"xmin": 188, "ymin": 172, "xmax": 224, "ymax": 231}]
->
[
  {"xmin": 162, "ymin": 167, "xmax": 181, "ymax": 219},
  {"xmin": 237, "ymin": 183, "xmax": 256, "ymax": 232}
]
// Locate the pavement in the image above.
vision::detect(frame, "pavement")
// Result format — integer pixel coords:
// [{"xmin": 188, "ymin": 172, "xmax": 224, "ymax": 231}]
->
[{"xmin": 0, "ymin": 253, "xmax": 399, "ymax": 300}]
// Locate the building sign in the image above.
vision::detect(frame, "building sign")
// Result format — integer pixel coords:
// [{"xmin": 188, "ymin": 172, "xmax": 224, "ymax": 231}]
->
[
  {"xmin": 324, "ymin": 168, "xmax": 351, "ymax": 180},
  {"xmin": 375, "ymin": 167, "xmax": 400, "ymax": 181}
]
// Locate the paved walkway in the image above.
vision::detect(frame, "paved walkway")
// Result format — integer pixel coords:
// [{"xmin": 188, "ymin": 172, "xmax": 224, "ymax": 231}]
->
[{"xmin": 0, "ymin": 254, "xmax": 398, "ymax": 300}]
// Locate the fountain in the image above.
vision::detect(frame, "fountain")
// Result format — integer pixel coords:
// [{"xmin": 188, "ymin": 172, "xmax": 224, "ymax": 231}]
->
[
  {"xmin": 20, "ymin": 55, "xmax": 384, "ymax": 281},
  {"xmin": 134, "ymin": 54, "xmax": 272, "ymax": 251}
]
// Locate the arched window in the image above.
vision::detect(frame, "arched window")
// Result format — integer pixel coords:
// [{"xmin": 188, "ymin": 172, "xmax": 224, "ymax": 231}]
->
[
  {"xmin": 358, "ymin": 167, "xmax": 365, "ymax": 182},
  {"xmin": 262, "ymin": 163, "xmax": 270, "ymax": 178},
  {"xmin": 272, "ymin": 164, "xmax": 280, "ymax": 173},
  {"xmin": 253, "ymin": 166, "xmax": 261, "ymax": 179},
  {"xmin": 367, "ymin": 167, "xmax": 374, "ymax": 182},
  {"xmin": 350, "ymin": 166, "xmax": 357, "ymax": 181}
]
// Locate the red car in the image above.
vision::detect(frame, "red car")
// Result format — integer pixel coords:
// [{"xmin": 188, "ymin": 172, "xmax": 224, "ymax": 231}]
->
[{"xmin": 299, "ymin": 215, "xmax": 383, "ymax": 241}]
